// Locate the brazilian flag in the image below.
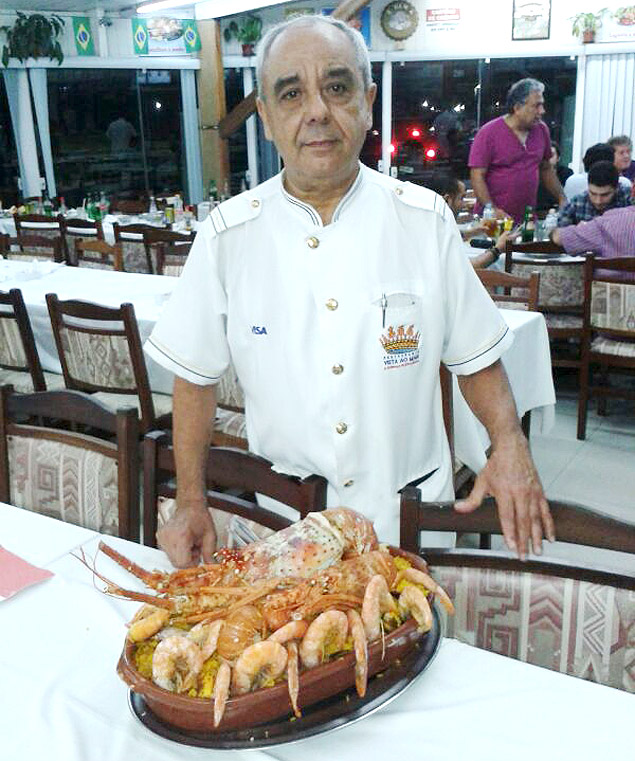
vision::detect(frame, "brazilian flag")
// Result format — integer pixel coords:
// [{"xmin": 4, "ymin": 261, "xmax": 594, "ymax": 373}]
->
[
  {"xmin": 73, "ymin": 17, "xmax": 95, "ymax": 56},
  {"xmin": 132, "ymin": 19, "xmax": 149, "ymax": 55},
  {"xmin": 182, "ymin": 20, "xmax": 201, "ymax": 52}
]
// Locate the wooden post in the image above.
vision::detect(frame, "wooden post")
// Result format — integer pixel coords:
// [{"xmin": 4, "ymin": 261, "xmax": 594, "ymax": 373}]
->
[{"xmin": 197, "ymin": 19, "xmax": 230, "ymax": 196}]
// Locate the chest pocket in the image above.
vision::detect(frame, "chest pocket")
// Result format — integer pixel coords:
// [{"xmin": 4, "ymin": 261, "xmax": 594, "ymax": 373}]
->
[{"xmin": 371, "ymin": 285, "xmax": 423, "ymax": 331}]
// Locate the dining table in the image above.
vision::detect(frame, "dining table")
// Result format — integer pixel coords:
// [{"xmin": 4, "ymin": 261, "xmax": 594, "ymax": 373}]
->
[{"xmin": 0, "ymin": 502, "xmax": 632, "ymax": 761}]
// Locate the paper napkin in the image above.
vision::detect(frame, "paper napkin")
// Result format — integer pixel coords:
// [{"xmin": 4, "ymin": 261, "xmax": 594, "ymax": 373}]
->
[{"xmin": 0, "ymin": 545, "xmax": 54, "ymax": 600}]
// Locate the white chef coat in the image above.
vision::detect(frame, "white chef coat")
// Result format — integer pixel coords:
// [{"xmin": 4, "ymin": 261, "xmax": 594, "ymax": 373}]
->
[{"xmin": 145, "ymin": 164, "xmax": 513, "ymax": 545}]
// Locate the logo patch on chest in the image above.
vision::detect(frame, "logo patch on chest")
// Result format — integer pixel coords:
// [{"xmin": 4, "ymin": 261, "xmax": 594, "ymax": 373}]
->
[
  {"xmin": 251, "ymin": 326, "xmax": 268, "ymax": 335},
  {"xmin": 380, "ymin": 324, "xmax": 420, "ymax": 369}
]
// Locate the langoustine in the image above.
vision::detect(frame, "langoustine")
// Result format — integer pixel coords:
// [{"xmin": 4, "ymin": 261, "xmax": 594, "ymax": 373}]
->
[{"xmin": 88, "ymin": 508, "xmax": 452, "ymax": 727}]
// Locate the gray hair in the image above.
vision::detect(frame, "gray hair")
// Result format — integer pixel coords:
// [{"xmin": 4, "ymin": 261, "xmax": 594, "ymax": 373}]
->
[
  {"xmin": 255, "ymin": 14, "xmax": 372, "ymax": 97},
  {"xmin": 608, "ymin": 135, "xmax": 633, "ymax": 151},
  {"xmin": 506, "ymin": 78, "xmax": 544, "ymax": 113}
]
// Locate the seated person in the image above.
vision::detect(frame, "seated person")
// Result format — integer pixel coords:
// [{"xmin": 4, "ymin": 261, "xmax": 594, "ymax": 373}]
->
[
  {"xmin": 608, "ymin": 134, "xmax": 635, "ymax": 183},
  {"xmin": 558, "ymin": 161, "xmax": 633, "ymax": 228},
  {"xmin": 551, "ymin": 205, "xmax": 635, "ymax": 258},
  {"xmin": 537, "ymin": 141, "xmax": 573, "ymax": 211},
  {"xmin": 423, "ymin": 170, "xmax": 504, "ymax": 269},
  {"xmin": 564, "ymin": 143, "xmax": 632, "ymax": 200}
]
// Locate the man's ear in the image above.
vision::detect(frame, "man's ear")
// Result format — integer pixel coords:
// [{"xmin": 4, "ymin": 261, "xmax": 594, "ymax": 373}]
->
[{"xmin": 256, "ymin": 97, "xmax": 273, "ymax": 141}]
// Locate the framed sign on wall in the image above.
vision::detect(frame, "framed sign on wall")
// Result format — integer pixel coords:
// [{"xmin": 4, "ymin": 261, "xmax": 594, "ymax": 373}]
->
[{"xmin": 512, "ymin": 0, "xmax": 551, "ymax": 41}]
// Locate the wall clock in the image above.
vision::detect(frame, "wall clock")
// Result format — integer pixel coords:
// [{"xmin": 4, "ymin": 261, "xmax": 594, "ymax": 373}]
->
[{"xmin": 380, "ymin": 1, "xmax": 419, "ymax": 41}]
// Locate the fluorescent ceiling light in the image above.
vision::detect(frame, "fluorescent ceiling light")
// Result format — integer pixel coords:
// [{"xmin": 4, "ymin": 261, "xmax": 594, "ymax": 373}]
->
[
  {"xmin": 195, "ymin": 1, "xmax": 296, "ymax": 20},
  {"xmin": 137, "ymin": 0, "xmax": 194, "ymax": 14}
]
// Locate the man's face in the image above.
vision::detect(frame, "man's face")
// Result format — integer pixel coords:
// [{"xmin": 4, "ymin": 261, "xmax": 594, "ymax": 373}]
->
[
  {"xmin": 614, "ymin": 144, "xmax": 632, "ymax": 171},
  {"xmin": 514, "ymin": 90, "xmax": 545, "ymax": 129},
  {"xmin": 588, "ymin": 183, "xmax": 616, "ymax": 212},
  {"xmin": 256, "ymin": 24, "xmax": 376, "ymax": 191}
]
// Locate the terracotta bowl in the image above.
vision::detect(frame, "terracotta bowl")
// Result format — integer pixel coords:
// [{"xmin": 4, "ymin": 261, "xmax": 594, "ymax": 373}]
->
[{"xmin": 117, "ymin": 547, "xmax": 434, "ymax": 733}]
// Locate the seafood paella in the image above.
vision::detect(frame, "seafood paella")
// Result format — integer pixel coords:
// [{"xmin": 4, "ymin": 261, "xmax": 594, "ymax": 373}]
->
[{"xmin": 90, "ymin": 508, "xmax": 453, "ymax": 732}]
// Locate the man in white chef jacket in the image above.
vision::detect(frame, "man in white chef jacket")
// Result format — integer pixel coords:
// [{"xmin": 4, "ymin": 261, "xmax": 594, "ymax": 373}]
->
[{"xmin": 145, "ymin": 15, "xmax": 554, "ymax": 566}]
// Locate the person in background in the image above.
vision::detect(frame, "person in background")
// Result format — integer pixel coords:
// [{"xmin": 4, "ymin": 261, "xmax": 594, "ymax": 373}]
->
[
  {"xmin": 106, "ymin": 115, "xmax": 137, "ymax": 154},
  {"xmin": 536, "ymin": 141, "xmax": 573, "ymax": 211},
  {"xmin": 564, "ymin": 142, "xmax": 632, "ymax": 200},
  {"xmin": 558, "ymin": 161, "xmax": 633, "ymax": 228},
  {"xmin": 469, "ymin": 78, "xmax": 566, "ymax": 222},
  {"xmin": 608, "ymin": 135, "xmax": 635, "ymax": 183},
  {"xmin": 145, "ymin": 15, "xmax": 553, "ymax": 566},
  {"xmin": 424, "ymin": 170, "xmax": 508, "ymax": 269},
  {"xmin": 551, "ymin": 205, "xmax": 635, "ymax": 258}
]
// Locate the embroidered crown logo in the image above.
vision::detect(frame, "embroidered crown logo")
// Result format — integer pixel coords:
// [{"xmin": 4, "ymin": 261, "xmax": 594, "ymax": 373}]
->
[{"xmin": 379, "ymin": 324, "xmax": 420, "ymax": 354}]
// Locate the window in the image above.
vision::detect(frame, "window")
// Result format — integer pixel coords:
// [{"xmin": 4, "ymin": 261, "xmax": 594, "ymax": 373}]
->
[
  {"xmin": 360, "ymin": 62, "xmax": 383, "ymax": 171},
  {"xmin": 0, "ymin": 80, "xmax": 19, "ymax": 207}
]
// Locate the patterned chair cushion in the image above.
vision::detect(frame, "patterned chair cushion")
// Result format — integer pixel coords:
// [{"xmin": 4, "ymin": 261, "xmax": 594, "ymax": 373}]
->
[
  {"xmin": 8, "ymin": 433, "xmax": 120, "ymax": 535},
  {"xmin": 216, "ymin": 364, "xmax": 245, "ymax": 410},
  {"xmin": 511, "ymin": 262, "xmax": 584, "ymax": 307},
  {"xmin": 92, "ymin": 390, "xmax": 172, "ymax": 417},
  {"xmin": 591, "ymin": 281, "xmax": 635, "ymax": 333},
  {"xmin": 119, "ymin": 239, "xmax": 151, "ymax": 274},
  {"xmin": 162, "ymin": 263, "xmax": 185, "ymax": 277},
  {"xmin": 60, "ymin": 327, "xmax": 136, "ymax": 389},
  {"xmin": 433, "ymin": 564, "xmax": 635, "ymax": 692},
  {"xmin": 0, "ymin": 317, "xmax": 27, "ymax": 368},
  {"xmin": 590, "ymin": 337, "xmax": 635, "ymax": 358},
  {"xmin": 157, "ymin": 496, "xmax": 274, "ymax": 549},
  {"xmin": 0, "ymin": 369, "xmax": 66, "ymax": 393},
  {"xmin": 543, "ymin": 313, "xmax": 583, "ymax": 329},
  {"xmin": 213, "ymin": 408, "xmax": 247, "ymax": 448}
]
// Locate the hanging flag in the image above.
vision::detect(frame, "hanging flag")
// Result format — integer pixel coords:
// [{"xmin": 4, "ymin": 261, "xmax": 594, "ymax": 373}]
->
[
  {"xmin": 182, "ymin": 20, "xmax": 201, "ymax": 52},
  {"xmin": 73, "ymin": 16, "xmax": 95, "ymax": 56},
  {"xmin": 132, "ymin": 19, "xmax": 149, "ymax": 55}
]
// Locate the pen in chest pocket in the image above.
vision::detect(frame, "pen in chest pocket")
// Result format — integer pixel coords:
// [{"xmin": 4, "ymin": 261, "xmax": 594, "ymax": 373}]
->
[{"xmin": 381, "ymin": 293, "xmax": 387, "ymax": 328}]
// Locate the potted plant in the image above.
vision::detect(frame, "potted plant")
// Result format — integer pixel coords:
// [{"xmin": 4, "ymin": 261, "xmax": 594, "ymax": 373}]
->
[
  {"xmin": 223, "ymin": 15, "xmax": 262, "ymax": 57},
  {"xmin": 570, "ymin": 9, "xmax": 608, "ymax": 43},
  {"xmin": 1, "ymin": 12, "xmax": 65, "ymax": 67}
]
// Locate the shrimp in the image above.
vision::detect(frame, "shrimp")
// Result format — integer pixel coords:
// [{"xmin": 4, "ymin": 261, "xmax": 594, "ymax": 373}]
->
[
  {"xmin": 232, "ymin": 641, "xmax": 288, "ymax": 695},
  {"xmin": 127, "ymin": 604, "xmax": 170, "ymax": 643},
  {"xmin": 299, "ymin": 610, "xmax": 348, "ymax": 669},
  {"xmin": 361, "ymin": 575, "xmax": 398, "ymax": 642},
  {"xmin": 398, "ymin": 586, "xmax": 433, "ymax": 633},
  {"xmin": 393, "ymin": 568, "xmax": 455, "ymax": 615},
  {"xmin": 217, "ymin": 605, "xmax": 264, "ymax": 660},
  {"xmin": 286, "ymin": 641, "xmax": 301, "ymax": 718},
  {"xmin": 267, "ymin": 620, "xmax": 308, "ymax": 644},
  {"xmin": 347, "ymin": 609, "xmax": 368, "ymax": 698},
  {"xmin": 152, "ymin": 636, "xmax": 204, "ymax": 693},
  {"xmin": 188, "ymin": 619, "xmax": 224, "ymax": 660},
  {"xmin": 213, "ymin": 661, "xmax": 231, "ymax": 728}
]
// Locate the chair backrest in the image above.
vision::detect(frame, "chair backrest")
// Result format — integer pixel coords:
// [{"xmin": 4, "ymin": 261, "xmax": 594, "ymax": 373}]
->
[
  {"xmin": 476, "ymin": 269, "xmax": 540, "ymax": 311},
  {"xmin": 583, "ymin": 255, "xmax": 635, "ymax": 339},
  {"xmin": 14, "ymin": 213, "xmax": 61, "ymax": 241},
  {"xmin": 59, "ymin": 216, "xmax": 104, "ymax": 265},
  {"xmin": 504, "ymin": 239, "xmax": 565, "ymax": 270},
  {"xmin": 154, "ymin": 241, "xmax": 193, "ymax": 276},
  {"xmin": 75, "ymin": 238, "xmax": 124, "ymax": 271},
  {"xmin": 45, "ymin": 294, "xmax": 157, "ymax": 431},
  {"xmin": 9, "ymin": 234, "xmax": 65, "ymax": 263},
  {"xmin": 0, "ymin": 387, "xmax": 140, "ymax": 539},
  {"xmin": 142, "ymin": 228, "xmax": 194, "ymax": 275},
  {"xmin": 0, "ymin": 289, "xmax": 47, "ymax": 390},
  {"xmin": 112, "ymin": 222, "xmax": 168, "ymax": 274},
  {"xmin": 110, "ymin": 198, "xmax": 148, "ymax": 215},
  {"xmin": 143, "ymin": 430, "xmax": 328, "ymax": 548},
  {"xmin": 399, "ymin": 490, "xmax": 635, "ymax": 692}
]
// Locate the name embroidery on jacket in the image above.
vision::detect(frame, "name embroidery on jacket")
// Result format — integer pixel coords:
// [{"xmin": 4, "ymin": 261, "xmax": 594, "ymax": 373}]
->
[{"xmin": 251, "ymin": 326, "xmax": 268, "ymax": 335}]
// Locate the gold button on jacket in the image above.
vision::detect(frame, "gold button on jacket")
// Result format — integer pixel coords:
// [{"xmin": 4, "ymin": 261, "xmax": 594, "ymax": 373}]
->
[
  {"xmin": 335, "ymin": 422, "xmax": 348, "ymax": 434},
  {"xmin": 306, "ymin": 236, "xmax": 320, "ymax": 249},
  {"xmin": 326, "ymin": 298, "xmax": 338, "ymax": 311}
]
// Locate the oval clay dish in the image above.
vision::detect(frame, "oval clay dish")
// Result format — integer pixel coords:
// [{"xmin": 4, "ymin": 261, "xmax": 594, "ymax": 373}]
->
[{"xmin": 117, "ymin": 547, "xmax": 438, "ymax": 734}]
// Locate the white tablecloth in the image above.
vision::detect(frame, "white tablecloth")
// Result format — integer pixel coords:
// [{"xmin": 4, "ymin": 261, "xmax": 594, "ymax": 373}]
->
[{"xmin": 0, "ymin": 505, "xmax": 631, "ymax": 761}]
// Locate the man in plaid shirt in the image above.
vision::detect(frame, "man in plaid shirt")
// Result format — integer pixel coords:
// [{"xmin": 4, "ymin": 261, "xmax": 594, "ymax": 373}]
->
[
  {"xmin": 557, "ymin": 161, "xmax": 633, "ymax": 228},
  {"xmin": 552, "ymin": 206, "xmax": 635, "ymax": 257}
]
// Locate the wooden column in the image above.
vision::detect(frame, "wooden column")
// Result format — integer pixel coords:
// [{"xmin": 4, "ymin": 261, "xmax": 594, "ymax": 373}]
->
[{"xmin": 197, "ymin": 19, "xmax": 230, "ymax": 195}]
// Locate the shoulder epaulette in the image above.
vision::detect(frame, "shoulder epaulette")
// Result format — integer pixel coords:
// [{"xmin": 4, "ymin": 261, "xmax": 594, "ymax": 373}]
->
[{"xmin": 208, "ymin": 192, "xmax": 263, "ymax": 235}]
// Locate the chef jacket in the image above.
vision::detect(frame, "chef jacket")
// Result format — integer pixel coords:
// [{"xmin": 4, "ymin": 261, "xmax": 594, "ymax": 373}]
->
[{"xmin": 145, "ymin": 164, "xmax": 513, "ymax": 545}]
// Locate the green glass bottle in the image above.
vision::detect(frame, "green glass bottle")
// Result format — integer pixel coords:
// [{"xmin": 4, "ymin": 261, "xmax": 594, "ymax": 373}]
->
[{"xmin": 521, "ymin": 205, "xmax": 534, "ymax": 242}]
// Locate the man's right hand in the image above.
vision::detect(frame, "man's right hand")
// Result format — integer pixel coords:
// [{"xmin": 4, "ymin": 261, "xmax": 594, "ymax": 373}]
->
[{"xmin": 156, "ymin": 504, "xmax": 217, "ymax": 568}]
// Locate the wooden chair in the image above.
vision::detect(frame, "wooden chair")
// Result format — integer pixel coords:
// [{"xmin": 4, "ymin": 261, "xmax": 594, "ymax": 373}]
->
[
  {"xmin": 399, "ymin": 489, "xmax": 635, "ymax": 693},
  {"xmin": 113, "ymin": 222, "xmax": 168, "ymax": 274},
  {"xmin": 0, "ymin": 288, "xmax": 65, "ymax": 393},
  {"xmin": 143, "ymin": 228, "xmax": 194, "ymax": 275},
  {"xmin": 577, "ymin": 256, "xmax": 635, "ymax": 440},
  {"xmin": 14, "ymin": 213, "xmax": 61, "ymax": 242},
  {"xmin": 476, "ymin": 269, "xmax": 540, "ymax": 311},
  {"xmin": 46, "ymin": 294, "xmax": 172, "ymax": 433},
  {"xmin": 143, "ymin": 430, "xmax": 328, "ymax": 548},
  {"xmin": 75, "ymin": 238, "xmax": 124, "ymax": 271},
  {"xmin": 58, "ymin": 216, "xmax": 104, "ymax": 266},
  {"xmin": 8, "ymin": 234, "xmax": 65, "ymax": 263},
  {"xmin": 504, "ymin": 240, "xmax": 587, "ymax": 372},
  {"xmin": 109, "ymin": 198, "xmax": 148, "ymax": 215},
  {"xmin": 155, "ymin": 241, "xmax": 193, "ymax": 276},
  {"xmin": 0, "ymin": 387, "xmax": 140, "ymax": 539}
]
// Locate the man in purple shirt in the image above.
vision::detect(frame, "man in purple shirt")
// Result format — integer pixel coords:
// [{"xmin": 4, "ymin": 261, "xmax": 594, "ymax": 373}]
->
[
  {"xmin": 469, "ymin": 78, "xmax": 566, "ymax": 222},
  {"xmin": 552, "ymin": 205, "xmax": 635, "ymax": 257}
]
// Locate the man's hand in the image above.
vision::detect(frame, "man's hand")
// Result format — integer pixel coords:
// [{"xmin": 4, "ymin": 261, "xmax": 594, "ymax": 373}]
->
[
  {"xmin": 455, "ymin": 430, "xmax": 555, "ymax": 559},
  {"xmin": 156, "ymin": 504, "xmax": 217, "ymax": 568}
]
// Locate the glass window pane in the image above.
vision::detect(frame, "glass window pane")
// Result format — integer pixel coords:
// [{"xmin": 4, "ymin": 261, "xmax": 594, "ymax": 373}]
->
[
  {"xmin": 360, "ymin": 62, "xmax": 383, "ymax": 171},
  {"xmin": 0, "ymin": 80, "xmax": 19, "ymax": 207},
  {"xmin": 225, "ymin": 68, "xmax": 248, "ymax": 194}
]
